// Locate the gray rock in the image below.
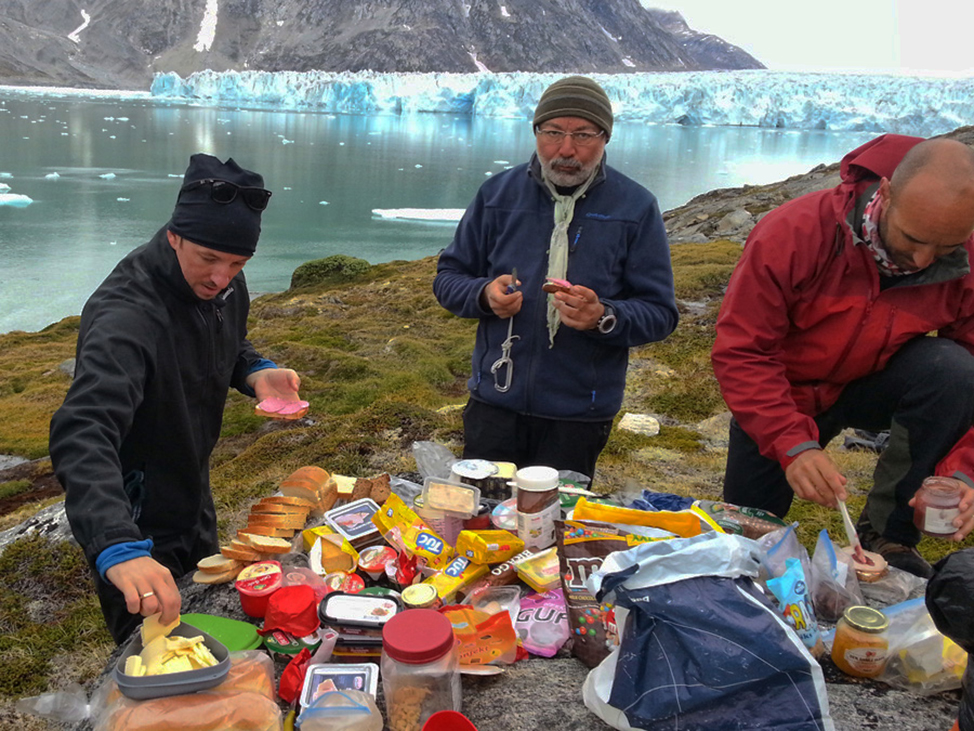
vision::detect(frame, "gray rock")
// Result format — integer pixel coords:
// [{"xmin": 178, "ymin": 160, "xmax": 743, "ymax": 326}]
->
[
  {"xmin": 715, "ymin": 208, "xmax": 754, "ymax": 235},
  {"xmin": 0, "ymin": 454, "xmax": 28, "ymax": 471},
  {"xmin": 0, "ymin": 501, "xmax": 75, "ymax": 554},
  {"xmin": 58, "ymin": 358, "xmax": 76, "ymax": 378}
]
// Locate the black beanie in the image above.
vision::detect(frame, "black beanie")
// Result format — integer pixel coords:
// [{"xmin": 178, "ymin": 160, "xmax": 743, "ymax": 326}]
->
[
  {"xmin": 533, "ymin": 76, "xmax": 614, "ymax": 141},
  {"xmin": 168, "ymin": 154, "xmax": 267, "ymax": 256}
]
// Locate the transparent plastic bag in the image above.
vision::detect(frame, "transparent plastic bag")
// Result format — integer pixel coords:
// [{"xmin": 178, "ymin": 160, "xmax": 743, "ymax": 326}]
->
[
  {"xmin": 757, "ymin": 522, "xmax": 811, "ymax": 583},
  {"xmin": 14, "ymin": 682, "xmax": 89, "ymax": 722},
  {"xmin": 809, "ymin": 528, "xmax": 864, "ymax": 623},
  {"xmin": 412, "ymin": 441, "xmax": 458, "ymax": 480},
  {"xmin": 880, "ymin": 598, "xmax": 967, "ymax": 695},
  {"xmin": 297, "ymin": 689, "xmax": 383, "ymax": 731}
]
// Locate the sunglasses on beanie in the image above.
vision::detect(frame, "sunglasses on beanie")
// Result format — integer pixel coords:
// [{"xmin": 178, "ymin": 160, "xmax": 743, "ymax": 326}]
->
[{"xmin": 180, "ymin": 178, "xmax": 273, "ymax": 211}]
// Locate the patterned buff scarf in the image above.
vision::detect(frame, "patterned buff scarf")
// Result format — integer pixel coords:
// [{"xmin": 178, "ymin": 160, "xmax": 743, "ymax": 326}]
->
[
  {"xmin": 542, "ymin": 167, "xmax": 599, "ymax": 347},
  {"xmin": 861, "ymin": 189, "xmax": 911, "ymax": 276}
]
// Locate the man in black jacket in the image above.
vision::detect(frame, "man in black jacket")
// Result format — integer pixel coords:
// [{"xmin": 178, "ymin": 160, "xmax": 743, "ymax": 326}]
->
[{"xmin": 50, "ymin": 154, "xmax": 303, "ymax": 642}]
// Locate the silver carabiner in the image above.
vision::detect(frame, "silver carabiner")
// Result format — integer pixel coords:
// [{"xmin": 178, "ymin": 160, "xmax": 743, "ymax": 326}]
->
[{"xmin": 491, "ymin": 317, "xmax": 519, "ymax": 393}]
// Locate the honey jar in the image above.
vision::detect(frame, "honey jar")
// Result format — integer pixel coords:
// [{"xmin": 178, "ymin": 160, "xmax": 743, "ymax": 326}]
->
[{"xmin": 831, "ymin": 605, "xmax": 889, "ymax": 678}]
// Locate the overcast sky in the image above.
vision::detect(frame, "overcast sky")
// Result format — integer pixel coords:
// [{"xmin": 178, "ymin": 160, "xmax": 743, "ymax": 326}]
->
[{"xmin": 645, "ymin": 1, "xmax": 974, "ymax": 76}]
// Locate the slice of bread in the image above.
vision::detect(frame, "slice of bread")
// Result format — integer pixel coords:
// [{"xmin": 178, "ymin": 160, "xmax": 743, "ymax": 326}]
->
[
  {"xmin": 250, "ymin": 502, "xmax": 310, "ymax": 517},
  {"xmin": 196, "ymin": 553, "xmax": 243, "ymax": 574},
  {"xmin": 239, "ymin": 525, "xmax": 295, "ymax": 539},
  {"xmin": 247, "ymin": 513, "xmax": 307, "ymax": 530},
  {"xmin": 261, "ymin": 496, "xmax": 317, "ymax": 509},
  {"xmin": 246, "ymin": 534, "xmax": 292, "ymax": 554},
  {"xmin": 220, "ymin": 544, "xmax": 260, "ymax": 562},
  {"xmin": 193, "ymin": 565, "xmax": 243, "ymax": 584}
]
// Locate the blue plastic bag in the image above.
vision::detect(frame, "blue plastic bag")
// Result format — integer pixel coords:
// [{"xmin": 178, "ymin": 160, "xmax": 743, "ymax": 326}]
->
[{"xmin": 583, "ymin": 533, "xmax": 834, "ymax": 731}]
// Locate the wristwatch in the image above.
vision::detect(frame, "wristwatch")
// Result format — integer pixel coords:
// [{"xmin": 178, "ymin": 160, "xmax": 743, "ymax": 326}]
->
[{"xmin": 595, "ymin": 302, "xmax": 617, "ymax": 334}]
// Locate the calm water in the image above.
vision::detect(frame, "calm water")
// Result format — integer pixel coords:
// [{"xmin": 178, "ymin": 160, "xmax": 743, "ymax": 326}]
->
[{"xmin": 0, "ymin": 92, "xmax": 876, "ymax": 333}]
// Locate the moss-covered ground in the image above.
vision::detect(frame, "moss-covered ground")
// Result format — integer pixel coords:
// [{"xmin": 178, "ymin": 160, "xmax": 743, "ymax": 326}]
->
[{"xmin": 0, "ymin": 246, "xmax": 971, "ymax": 720}]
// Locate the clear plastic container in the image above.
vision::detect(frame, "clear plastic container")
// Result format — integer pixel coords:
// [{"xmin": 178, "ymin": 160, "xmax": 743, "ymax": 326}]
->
[
  {"xmin": 381, "ymin": 609, "xmax": 461, "ymax": 731},
  {"xmin": 913, "ymin": 476, "xmax": 963, "ymax": 537}
]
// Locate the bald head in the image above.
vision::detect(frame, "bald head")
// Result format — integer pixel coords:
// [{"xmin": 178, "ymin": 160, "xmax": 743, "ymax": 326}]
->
[
  {"xmin": 889, "ymin": 138, "xmax": 974, "ymax": 206},
  {"xmin": 878, "ymin": 138, "xmax": 974, "ymax": 272}
]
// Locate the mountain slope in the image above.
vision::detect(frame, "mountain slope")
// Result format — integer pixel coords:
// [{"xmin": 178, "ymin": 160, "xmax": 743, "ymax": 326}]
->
[{"xmin": 0, "ymin": 0, "xmax": 763, "ymax": 90}]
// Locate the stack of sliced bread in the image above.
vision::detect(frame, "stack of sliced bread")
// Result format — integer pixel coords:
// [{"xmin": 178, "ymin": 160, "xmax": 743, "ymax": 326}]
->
[{"xmin": 193, "ymin": 466, "xmax": 338, "ymax": 584}]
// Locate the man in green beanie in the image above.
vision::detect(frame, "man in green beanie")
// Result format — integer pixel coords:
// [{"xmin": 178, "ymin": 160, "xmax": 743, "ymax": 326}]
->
[{"xmin": 434, "ymin": 76, "xmax": 678, "ymax": 480}]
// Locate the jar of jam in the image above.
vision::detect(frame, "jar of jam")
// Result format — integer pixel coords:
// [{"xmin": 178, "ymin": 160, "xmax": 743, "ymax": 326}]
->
[
  {"xmin": 913, "ymin": 476, "xmax": 963, "ymax": 537},
  {"xmin": 831, "ymin": 605, "xmax": 889, "ymax": 678}
]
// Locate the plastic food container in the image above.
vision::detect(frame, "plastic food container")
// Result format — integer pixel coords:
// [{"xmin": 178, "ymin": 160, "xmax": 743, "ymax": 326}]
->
[
  {"xmin": 300, "ymin": 663, "xmax": 379, "ymax": 710},
  {"xmin": 320, "ymin": 591, "xmax": 402, "ymax": 635},
  {"xmin": 323, "ymin": 571, "xmax": 366, "ymax": 595},
  {"xmin": 422, "ymin": 476, "xmax": 481, "ymax": 519},
  {"xmin": 451, "ymin": 459, "xmax": 514, "ymax": 501},
  {"xmin": 113, "ymin": 621, "xmax": 230, "ymax": 700},
  {"xmin": 235, "ymin": 560, "xmax": 283, "ymax": 618},
  {"xmin": 324, "ymin": 498, "xmax": 382, "ymax": 545},
  {"xmin": 358, "ymin": 545, "xmax": 398, "ymax": 582},
  {"xmin": 381, "ymin": 609, "xmax": 461, "ymax": 729},
  {"xmin": 402, "ymin": 582, "xmax": 443, "ymax": 610}
]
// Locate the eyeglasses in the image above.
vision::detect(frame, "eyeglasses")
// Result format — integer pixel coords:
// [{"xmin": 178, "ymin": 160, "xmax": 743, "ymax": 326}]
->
[
  {"xmin": 180, "ymin": 178, "xmax": 273, "ymax": 211},
  {"xmin": 535, "ymin": 128, "xmax": 605, "ymax": 147}
]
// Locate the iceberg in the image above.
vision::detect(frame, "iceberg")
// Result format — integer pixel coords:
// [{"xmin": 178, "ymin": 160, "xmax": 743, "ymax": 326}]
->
[
  {"xmin": 0, "ymin": 193, "xmax": 32, "ymax": 207},
  {"xmin": 372, "ymin": 208, "xmax": 465, "ymax": 223},
  {"xmin": 150, "ymin": 69, "xmax": 974, "ymax": 137}
]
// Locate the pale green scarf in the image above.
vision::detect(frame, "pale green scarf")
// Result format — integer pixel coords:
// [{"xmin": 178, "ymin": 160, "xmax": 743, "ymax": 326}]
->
[{"xmin": 542, "ymin": 166, "xmax": 599, "ymax": 347}]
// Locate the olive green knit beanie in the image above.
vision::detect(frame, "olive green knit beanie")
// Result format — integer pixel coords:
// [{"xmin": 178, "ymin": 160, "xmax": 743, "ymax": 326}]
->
[{"xmin": 533, "ymin": 76, "xmax": 614, "ymax": 140}]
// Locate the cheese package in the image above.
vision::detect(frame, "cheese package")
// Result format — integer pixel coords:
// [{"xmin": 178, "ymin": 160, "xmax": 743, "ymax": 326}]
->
[
  {"xmin": 455, "ymin": 529, "xmax": 525, "ymax": 565},
  {"xmin": 422, "ymin": 476, "xmax": 481, "ymax": 518}
]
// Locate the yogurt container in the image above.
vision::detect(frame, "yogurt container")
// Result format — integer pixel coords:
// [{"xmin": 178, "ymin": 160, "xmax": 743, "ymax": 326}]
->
[{"xmin": 235, "ymin": 561, "xmax": 283, "ymax": 618}]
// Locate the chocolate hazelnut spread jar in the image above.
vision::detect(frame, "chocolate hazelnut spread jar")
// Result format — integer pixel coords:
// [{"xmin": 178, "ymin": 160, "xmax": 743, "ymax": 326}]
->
[{"xmin": 515, "ymin": 466, "xmax": 560, "ymax": 549}]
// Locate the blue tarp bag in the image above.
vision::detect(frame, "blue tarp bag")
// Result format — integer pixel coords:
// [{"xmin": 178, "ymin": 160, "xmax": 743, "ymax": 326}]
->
[{"xmin": 582, "ymin": 532, "xmax": 834, "ymax": 730}]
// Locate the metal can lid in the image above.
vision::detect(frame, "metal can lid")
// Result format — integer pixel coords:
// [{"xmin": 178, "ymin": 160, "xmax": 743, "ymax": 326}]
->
[
  {"xmin": 402, "ymin": 583, "xmax": 439, "ymax": 608},
  {"xmin": 842, "ymin": 605, "xmax": 889, "ymax": 633}
]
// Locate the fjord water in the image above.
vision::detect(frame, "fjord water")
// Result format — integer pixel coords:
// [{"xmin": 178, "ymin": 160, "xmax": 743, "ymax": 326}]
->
[{"xmin": 0, "ymin": 93, "xmax": 875, "ymax": 334}]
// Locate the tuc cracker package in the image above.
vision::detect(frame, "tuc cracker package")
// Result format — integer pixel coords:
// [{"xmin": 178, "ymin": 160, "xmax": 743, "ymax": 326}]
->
[
  {"xmin": 455, "ymin": 529, "xmax": 524, "ymax": 565},
  {"xmin": 423, "ymin": 555, "xmax": 489, "ymax": 603},
  {"xmin": 373, "ymin": 493, "xmax": 454, "ymax": 571}
]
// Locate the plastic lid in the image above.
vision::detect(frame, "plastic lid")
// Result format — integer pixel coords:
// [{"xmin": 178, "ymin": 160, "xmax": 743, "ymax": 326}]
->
[
  {"xmin": 514, "ymin": 466, "xmax": 558, "ymax": 491},
  {"xmin": 423, "ymin": 710, "xmax": 478, "ymax": 731},
  {"xmin": 180, "ymin": 613, "xmax": 262, "ymax": 652},
  {"xmin": 382, "ymin": 609, "xmax": 455, "ymax": 664}
]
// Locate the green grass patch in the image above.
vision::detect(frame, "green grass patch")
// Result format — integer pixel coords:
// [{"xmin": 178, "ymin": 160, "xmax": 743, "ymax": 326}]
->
[{"xmin": 0, "ymin": 480, "xmax": 31, "ymax": 501}]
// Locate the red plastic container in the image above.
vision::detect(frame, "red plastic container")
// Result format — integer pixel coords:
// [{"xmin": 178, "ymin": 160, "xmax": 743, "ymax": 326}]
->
[
  {"xmin": 423, "ymin": 710, "xmax": 478, "ymax": 731},
  {"xmin": 235, "ymin": 560, "xmax": 283, "ymax": 618}
]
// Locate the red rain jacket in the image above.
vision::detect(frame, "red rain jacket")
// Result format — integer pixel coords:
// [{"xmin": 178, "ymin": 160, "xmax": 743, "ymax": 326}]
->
[{"xmin": 712, "ymin": 133, "xmax": 974, "ymax": 481}]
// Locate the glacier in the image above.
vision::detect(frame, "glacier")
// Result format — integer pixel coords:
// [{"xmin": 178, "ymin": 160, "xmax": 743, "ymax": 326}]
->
[{"xmin": 150, "ymin": 69, "xmax": 974, "ymax": 137}]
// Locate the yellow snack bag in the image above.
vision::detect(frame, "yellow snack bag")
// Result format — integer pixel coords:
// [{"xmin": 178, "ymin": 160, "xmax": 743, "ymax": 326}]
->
[
  {"xmin": 572, "ymin": 497, "xmax": 708, "ymax": 537},
  {"xmin": 455, "ymin": 530, "xmax": 525, "ymax": 565},
  {"xmin": 424, "ymin": 555, "xmax": 489, "ymax": 603}
]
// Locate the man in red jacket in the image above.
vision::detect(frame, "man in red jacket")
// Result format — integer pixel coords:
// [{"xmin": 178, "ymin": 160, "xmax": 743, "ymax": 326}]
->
[{"xmin": 712, "ymin": 134, "xmax": 974, "ymax": 578}]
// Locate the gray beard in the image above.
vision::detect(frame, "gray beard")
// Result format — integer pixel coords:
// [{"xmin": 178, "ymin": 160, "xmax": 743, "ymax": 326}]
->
[{"xmin": 542, "ymin": 156, "xmax": 599, "ymax": 187}]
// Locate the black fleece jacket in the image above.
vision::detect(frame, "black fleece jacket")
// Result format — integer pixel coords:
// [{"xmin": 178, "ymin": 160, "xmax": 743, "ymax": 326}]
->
[{"xmin": 50, "ymin": 225, "xmax": 263, "ymax": 565}]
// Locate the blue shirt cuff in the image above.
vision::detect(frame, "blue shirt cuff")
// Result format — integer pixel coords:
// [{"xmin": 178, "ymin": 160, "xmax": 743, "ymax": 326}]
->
[
  {"xmin": 240, "ymin": 358, "xmax": 278, "ymax": 397},
  {"xmin": 96, "ymin": 539, "xmax": 154, "ymax": 581}
]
